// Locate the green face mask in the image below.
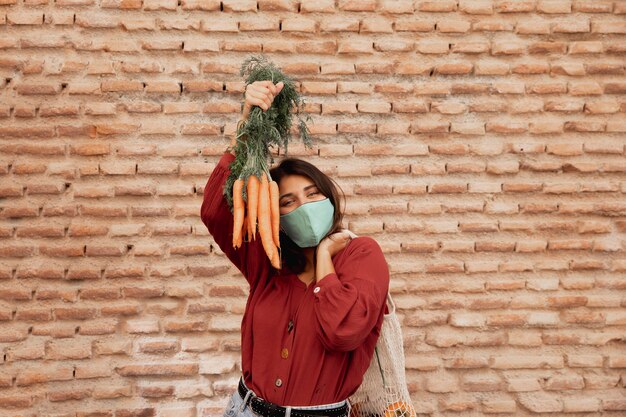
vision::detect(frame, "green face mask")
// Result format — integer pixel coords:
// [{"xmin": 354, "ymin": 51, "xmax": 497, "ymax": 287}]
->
[{"xmin": 280, "ymin": 198, "xmax": 335, "ymax": 248}]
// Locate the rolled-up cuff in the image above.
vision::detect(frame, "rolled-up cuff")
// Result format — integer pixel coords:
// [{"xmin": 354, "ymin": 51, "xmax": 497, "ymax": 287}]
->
[
  {"xmin": 313, "ymin": 273, "xmax": 342, "ymax": 298},
  {"xmin": 218, "ymin": 151, "xmax": 236, "ymax": 169}
]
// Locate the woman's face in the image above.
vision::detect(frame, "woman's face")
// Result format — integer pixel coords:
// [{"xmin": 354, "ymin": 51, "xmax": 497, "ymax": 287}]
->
[{"xmin": 278, "ymin": 174, "xmax": 326, "ymax": 215}]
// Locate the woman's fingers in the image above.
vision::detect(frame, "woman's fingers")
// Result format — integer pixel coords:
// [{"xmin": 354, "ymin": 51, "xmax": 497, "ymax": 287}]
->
[
  {"xmin": 264, "ymin": 81, "xmax": 276, "ymax": 95},
  {"xmin": 255, "ymin": 85, "xmax": 275, "ymax": 104},
  {"xmin": 261, "ymin": 80, "xmax": 280, "ymax": 95},
  {"xmin": 251, "ymin": 82, "xmax": 273, "ymax": 98},
  {"xmin": 329, "ymin": 231, "xmax": 352, "ymax": 245},
  {"xmin": 252, "ymin": 81, "xmax": 282, "ymax": 101},
  {"xmin": 320, "ymin": 231, "xmax": 353, "ymax": 257},
  {"xmin": 248, "ymin": 85, "xmax": 271, "ymax": 101},
  {"xmin": 245, "ymin": 93, "xmax": 266, "ymax": 109},
  {"xmin": 245, "ymin": 81, "xmax": 283, "ymax": 111},
  {"xmin": 245, "ymin": 89, "xmax": 271, "ymax": 110},
  {"xmin": 247, "ymin": 90, "xmax": 271, "ymax": 108}
]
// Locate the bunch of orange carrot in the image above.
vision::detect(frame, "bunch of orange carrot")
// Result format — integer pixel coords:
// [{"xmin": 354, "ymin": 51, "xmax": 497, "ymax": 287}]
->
[
  {"xmin": 224, "ymin": 55, "xmax": 312, "ymax": 269},
  {"xmin": 232, "ymin": 172, "xmax": 281, "ymax": 269}
]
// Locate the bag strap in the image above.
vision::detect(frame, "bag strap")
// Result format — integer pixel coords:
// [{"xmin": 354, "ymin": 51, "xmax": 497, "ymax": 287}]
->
[
  {"xmin": 374, "ymin": 346, "xmax": 387, "ymax": 388},
  {"xmin": 386, "ymin": 292, "xmax": 396, "ymax": 315},
  {"xmin": 374, "ymin": 292, "xmax": 396, "ymax": 388}
]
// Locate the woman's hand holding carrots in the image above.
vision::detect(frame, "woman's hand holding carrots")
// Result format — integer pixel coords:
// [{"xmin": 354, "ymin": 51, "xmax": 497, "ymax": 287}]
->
[
  {"xmin": 230, "ymin": 81, "xmax": 284, "ymax": 152},
  {"xmin": 244, "ymin": 80, "xmax": 285, "ymax": 115}
]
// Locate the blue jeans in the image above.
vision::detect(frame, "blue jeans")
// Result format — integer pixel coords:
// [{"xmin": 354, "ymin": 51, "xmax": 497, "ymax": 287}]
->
[{"xmin": 223, "ymin": 378, "xmax": 351, "ymax": 417}]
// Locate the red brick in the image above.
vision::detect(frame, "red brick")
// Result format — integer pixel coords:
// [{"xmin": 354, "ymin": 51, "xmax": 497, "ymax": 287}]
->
[
  {"xmin": 15, "ymin": 308, "xmax": 51, "ymax": 321},
  {"xmin": 138, "ymin": 340, "xmax": 180, "ymax": 355},
  {"xmin": 0, "ymin": 395, "xmax": 33, "ymax": 408},
  {"xmin": 165, "ymin": 319, "xmax": 209, "ymax": 332},
  {"xmin": 16, "ymin": 364, "xmax": 74, "ymax": 386},
  {"xmin": 116, "ymin": 363, "xmax": 198, "ymax": 377},
  {"xmin": 517, "ymin": 392, "xmax": 562, "ymax": 413},
  {"xmin": 115, "ymin": 408, "xmax": 156, "ymax": 417},
  {"xmin": 0, "ymin": 324, "xmax": 29, "ymax": 342}
]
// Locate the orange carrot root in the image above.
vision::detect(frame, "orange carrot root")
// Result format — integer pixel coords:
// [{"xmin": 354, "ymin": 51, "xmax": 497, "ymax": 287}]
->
[
  {"xmin": 269, "ymin": 180, "xmax": 280, "ymax": 249},
  {"xmin": 258, "ymin": 173, "xmax": 279, "ymax": 268},
  {"xmin": 271, "ymin": 250, "xmax": 280, "ymax": 270},
  {"xmin": 242, "ymin": 212, "xmax": 248, "ymax": 243},
  {"xmin": 232, "ymin": 178, "xmax": 245, "ymax": 249},
  {"xmin": 247, "ymin": 175, "xmax": 259, "ymax": 241}
]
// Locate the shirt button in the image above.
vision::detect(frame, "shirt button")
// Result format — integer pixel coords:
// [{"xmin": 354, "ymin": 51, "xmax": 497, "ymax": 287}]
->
[
  {"xmin": 313, "ymin": 287, "xmax": 320, "ymax": 293},
  {"xmin": 275, "ymin": 378, "xmax": 283, "ymax": 387},
  {"xmin": 281, "ymin": 348, "xmax": 289, "ymax": 359}
]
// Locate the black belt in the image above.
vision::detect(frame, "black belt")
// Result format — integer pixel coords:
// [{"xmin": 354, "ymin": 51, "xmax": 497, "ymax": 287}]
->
[{"xmin": 238, "ymin": 377, "xmax": 349, "ymax": 417}]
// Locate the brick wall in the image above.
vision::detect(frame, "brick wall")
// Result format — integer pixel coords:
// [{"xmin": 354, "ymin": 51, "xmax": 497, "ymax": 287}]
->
[{"xmin": 1, "ymin": 0, "xmax": 626, "ymax": 416}]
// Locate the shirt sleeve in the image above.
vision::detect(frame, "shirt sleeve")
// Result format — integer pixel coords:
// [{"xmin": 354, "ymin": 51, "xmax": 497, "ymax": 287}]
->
[
  {"xmin": 312, "ymin": 236, "xmax": 390, "ymax": 352},
  {"xmin": 199, "ymin": 151, "xmax": 272, "ymax": 290}
]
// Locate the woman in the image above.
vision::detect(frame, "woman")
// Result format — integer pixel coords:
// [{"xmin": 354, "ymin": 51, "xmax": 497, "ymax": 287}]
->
[{"xmin": 200, "ymin": 80, "xmax": 390, "ymax": 417}]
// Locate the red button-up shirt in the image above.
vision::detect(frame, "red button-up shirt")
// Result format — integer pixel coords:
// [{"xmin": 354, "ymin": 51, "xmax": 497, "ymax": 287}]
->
[{"xmin": 200, "ymin": 151, "xmax": 390, "ymax": 407}]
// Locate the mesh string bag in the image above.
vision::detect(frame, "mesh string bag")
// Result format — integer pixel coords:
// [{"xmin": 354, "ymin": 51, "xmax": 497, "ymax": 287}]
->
[{"xmin": 348, "ymin": 292, "xmax": 416, "ymax": 417}]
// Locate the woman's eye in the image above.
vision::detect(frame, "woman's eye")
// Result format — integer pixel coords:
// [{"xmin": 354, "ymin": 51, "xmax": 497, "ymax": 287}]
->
[{"xmin": 307, "ymin": 192, "xmax": 318, "ymax": 197}]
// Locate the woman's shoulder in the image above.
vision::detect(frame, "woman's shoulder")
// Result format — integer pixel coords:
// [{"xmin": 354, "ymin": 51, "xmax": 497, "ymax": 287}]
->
[
  {"xmin": 339, "ymin": 235, "xmax": 390, "ymax": 285},
  {"xmin": 350, "ymin": 235, "xmax": 380, "ymax": 249},
  {"xmin": 342, "ymin": 235, "xmax": 385, "ymax": 260}
]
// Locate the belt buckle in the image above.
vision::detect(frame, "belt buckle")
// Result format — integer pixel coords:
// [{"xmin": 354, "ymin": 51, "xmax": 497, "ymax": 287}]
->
[
  {"xmin": 239, "ymin": 385, "xmax": 256, "ymax": 413},
  {"xmin": 251, "ymin": 395, "xmax": 277, "ymax": 417},
  {"xmin": 292, "ymin": 404, "xmax": 347, "ymax": 417}
]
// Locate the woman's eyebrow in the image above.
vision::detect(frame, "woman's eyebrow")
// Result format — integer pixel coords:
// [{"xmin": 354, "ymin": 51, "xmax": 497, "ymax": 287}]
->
[{"xmin": 279, "ymin": 184, "xmax": 317, "ymax": 200}]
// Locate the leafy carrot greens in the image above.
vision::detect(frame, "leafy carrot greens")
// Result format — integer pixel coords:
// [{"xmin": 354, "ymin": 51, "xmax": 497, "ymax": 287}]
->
[
  {"xmin": 224, "ymin": 54, "xmax": 313, "ymax": 212},
  {"xmin": 223, "ymin": 55, "xmax": 313, "ymax": 267}
]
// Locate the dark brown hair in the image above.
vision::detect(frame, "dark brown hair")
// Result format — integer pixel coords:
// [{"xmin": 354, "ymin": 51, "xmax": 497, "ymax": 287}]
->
[{"xmin": 269, "ymin": 158, "xmax": 345, "ymax": 274}]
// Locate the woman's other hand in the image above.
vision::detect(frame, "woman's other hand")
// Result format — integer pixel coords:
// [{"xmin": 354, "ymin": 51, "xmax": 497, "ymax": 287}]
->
[
  {"xmin": 317, "ymin": 231, "xmax": 354, "ymax": 258},
  {"xmin": 243, "ymin": 80, "xmax": 285, "ymax": 118}
]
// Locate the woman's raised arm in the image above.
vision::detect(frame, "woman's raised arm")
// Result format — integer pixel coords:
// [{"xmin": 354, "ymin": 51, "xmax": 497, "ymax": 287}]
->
[
  {"xmin": 200, "ymin": 80, "xmax": 285, "ymax": 289},
  {"xmin": 200, "ymin": 151, "xmax": 271, "ymax": 291}
]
